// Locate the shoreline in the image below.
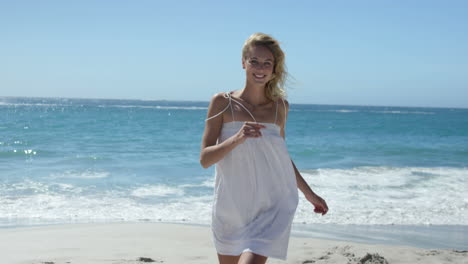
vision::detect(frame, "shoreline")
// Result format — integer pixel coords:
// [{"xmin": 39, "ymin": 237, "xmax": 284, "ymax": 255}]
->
[
  {"xmin": 2, "ymin": 221, "xmax": 466, "ymax": 250},
  {"xmin": 291, "ymin": 223, "xmax": 468, "ymax": 251},
  {"xmin": 1, "ymin": 222, "xmax": 466, "ymax": 264}
]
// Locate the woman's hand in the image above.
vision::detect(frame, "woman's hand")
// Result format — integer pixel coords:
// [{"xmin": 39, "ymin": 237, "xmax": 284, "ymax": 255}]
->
[
  {"xmin": 234, "ymin": 122, "xmax": 265, "ymax": 144},
  {"xmin": 307, "ymin": 193, "xmax": 328, "ymax": 215}
]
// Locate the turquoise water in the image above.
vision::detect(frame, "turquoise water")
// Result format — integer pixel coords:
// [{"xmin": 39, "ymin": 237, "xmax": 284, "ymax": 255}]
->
[{"xmin": 0, "ymin": 97, "xmax": 467, "ymax": 231}]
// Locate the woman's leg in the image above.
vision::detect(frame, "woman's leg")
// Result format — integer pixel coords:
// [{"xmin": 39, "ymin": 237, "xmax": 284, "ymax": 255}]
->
[
  {"xmin": 238, "ymin": 252, "xmax": 268, "ymax": 264},
  {"xmin": 217, "ymin": 253, "xmax": 240, "ymax": 264}
]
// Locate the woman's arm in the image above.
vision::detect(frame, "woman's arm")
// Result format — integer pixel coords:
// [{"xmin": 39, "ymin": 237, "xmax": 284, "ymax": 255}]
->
[
  {"xmin": 280, "ymin": 99, "xmax": 328, "ymax": 215},
  {"xmin": 200, "ymin": 93, "xmax": 264, "ymax": 168},
  {"xmin": 291, "ymin": 160, "xmax": 328, "ymax": 215}
]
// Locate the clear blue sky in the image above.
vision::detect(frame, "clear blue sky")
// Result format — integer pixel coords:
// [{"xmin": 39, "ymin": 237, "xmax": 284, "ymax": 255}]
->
[{"xmin": 1, "ymin": 0, "xmax": 467, "ymax": 108}]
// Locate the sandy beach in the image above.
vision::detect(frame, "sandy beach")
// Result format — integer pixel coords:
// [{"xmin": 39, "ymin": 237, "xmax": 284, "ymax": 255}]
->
[{"xmin": 1, "ymin": 222, "xmax": 466, "ymax": 264}]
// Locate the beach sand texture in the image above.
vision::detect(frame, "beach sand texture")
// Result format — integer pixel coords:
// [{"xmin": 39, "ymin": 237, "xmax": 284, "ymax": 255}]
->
[{"xmin": 1, "ymin": 223, "xmax": 466, "ymax": 264}]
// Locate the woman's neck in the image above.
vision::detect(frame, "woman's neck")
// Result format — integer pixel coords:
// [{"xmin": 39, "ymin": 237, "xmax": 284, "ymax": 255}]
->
[{"xmin": 238, "ymin": 83, "xmax": 270, "ymax": 106}]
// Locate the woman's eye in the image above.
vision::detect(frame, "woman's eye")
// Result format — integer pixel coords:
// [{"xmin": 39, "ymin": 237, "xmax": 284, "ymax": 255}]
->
[
  {"xmin": 250, "ymin": 60, "xmax": 258, "ymax": 65},
  {"xmin": 264, "ymin": 62, "xmax": 272, "ymax": 67}
]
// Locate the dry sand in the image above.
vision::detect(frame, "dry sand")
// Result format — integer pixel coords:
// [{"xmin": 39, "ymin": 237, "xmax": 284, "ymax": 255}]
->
[{"xmin": 0, "ymin": 222, "xmax": 466, "ymax": 264}]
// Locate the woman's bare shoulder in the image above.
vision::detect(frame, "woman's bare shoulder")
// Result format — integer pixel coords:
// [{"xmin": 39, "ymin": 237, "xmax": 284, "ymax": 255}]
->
[
  {"xmin": 278, "ymin": 97, "xmax": 290, "ymax": 112},
  {"xmin": 206, "ymin": 92, "xmax": 230, "ymax": 118},
  {"xmin": 210, "ymin": 92, "xmax": 228, "ymax": 105},
  {"xmin": 277, "ymin": 98, "xmax": 290, "ymax": 129}
]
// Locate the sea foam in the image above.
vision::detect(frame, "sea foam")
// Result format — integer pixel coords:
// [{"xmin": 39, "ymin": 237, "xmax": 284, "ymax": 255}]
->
[{"xmin": 0, "ymin": 167, "xmax": 466, "ymax": 227}]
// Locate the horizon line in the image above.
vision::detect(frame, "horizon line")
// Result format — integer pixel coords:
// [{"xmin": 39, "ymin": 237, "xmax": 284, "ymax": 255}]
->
[{"xmin": 0, "ymin": 95, "xmax": 466, "ymax": 110}]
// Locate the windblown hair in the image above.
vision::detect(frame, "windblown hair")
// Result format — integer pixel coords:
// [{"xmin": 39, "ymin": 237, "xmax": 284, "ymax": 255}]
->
[{"xmin": 242, "ymin": 33, "xmax": 288, "ymax": 101}]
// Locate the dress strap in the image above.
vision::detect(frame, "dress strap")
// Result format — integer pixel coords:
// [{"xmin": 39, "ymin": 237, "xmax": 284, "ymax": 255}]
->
[
  {"xmin": 205, "ymin": 92, "xmax": 258, "ymax": 123},
  {"xmin": 205, "ymin": 93, "xmax": 233, "ymax": 122},
  {"xmin": 281, "ymin": 98, "xmax": 288, "ymax": 122},
  {"xmin": 228, "ymin": 93, "xmax": 235, "ymax": 121},
  {"xmin": 274, "ymin": 100, "xmax": 279, "ymax": 125}
]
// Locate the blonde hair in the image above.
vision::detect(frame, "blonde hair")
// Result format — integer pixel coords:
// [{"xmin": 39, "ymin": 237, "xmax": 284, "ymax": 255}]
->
[{"xmin": 242, "ymin": 33, "xmax": 288, "ymax": 101}]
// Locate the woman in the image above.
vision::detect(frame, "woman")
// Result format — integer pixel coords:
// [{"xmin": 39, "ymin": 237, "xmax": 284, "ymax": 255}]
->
[{"xmin": 200, "ymin": 33, "xmax": 328, "ymax": 264}]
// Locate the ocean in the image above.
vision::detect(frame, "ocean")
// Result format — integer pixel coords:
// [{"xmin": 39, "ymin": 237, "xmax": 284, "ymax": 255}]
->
[{"xmin": 1, "ymin": 96, "xmax": 467, "ymax": 249}]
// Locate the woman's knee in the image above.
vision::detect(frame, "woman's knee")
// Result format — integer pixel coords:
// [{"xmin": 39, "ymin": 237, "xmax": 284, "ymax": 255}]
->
[
  {"xmin": 238, "ymin": 252, "xmax": 267, "ymax": 264},
  {"xmin": 217, "ymin": 253, "xmax": 240, "ymax": 264}
]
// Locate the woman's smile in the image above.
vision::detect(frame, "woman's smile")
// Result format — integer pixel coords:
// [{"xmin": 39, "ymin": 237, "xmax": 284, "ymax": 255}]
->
[{"xmin": 254, "ymin": 73, "xmax": 267, "ymax": 80}]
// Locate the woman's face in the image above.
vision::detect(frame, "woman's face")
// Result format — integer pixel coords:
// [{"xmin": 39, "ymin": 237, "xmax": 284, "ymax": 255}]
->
[{"xmin": 242, "ymin": 45, "xmax": 275, "ymax": 85}]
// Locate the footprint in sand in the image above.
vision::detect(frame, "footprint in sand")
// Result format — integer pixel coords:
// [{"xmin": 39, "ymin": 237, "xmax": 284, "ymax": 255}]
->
[
  {"xmin": 301, "ymin": 246, "xmax": 389, "ymax": 264},
  {"xmin": 358, "ymin": 253, "xmax": 389, "ymax": 264}
]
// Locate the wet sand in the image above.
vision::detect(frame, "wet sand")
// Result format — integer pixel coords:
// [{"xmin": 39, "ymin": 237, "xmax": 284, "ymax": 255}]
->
[{"xmin": 1, "ymin": 222, "xmax": 466, "ymax": 264}]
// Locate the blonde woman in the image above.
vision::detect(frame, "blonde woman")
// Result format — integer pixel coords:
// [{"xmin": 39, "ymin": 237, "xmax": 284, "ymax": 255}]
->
[{"xmin": 200, "ymin": 33, "xmax": 328, "ymax": 264}]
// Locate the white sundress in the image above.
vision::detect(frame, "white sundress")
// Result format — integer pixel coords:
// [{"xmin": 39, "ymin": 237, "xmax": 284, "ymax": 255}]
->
[{"xmin": 207, "ymin": 92, "xmax": 299, "ymax": 260}]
